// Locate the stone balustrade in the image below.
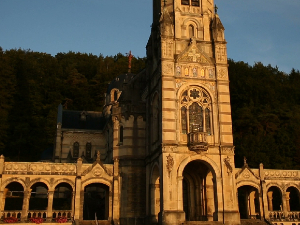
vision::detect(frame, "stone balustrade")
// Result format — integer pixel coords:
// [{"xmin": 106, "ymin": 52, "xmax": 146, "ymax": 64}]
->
[{"xmin": 188, "ymin": 131, "xmax": 208, "ymax": 152}]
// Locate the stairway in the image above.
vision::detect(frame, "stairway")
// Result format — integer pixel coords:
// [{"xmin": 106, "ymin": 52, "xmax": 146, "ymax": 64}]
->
[{"xmin": 240, "ymin": 219, "xmax": 269, "ymax": 225}]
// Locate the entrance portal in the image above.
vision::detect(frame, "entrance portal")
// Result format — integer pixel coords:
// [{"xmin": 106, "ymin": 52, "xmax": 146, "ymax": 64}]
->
[
  {"xmin": 237, "ymin": 185, "xmax": 260, "ymax": 219},
  {"xmin": 83, "ymin": 183, "xmax": 109, "ymax": 220},
  {"xmin": 182, "ymin": 160, "xmax": 217, "ymax": 221}
]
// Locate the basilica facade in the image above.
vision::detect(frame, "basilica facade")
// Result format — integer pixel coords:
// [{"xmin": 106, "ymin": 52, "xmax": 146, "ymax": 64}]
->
[{"xmin": 1, "ymin": 1, "xmax": 300, "ymax": 225}]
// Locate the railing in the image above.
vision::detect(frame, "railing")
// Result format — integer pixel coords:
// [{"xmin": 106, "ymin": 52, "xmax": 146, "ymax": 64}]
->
[
  {"xmin": 52, "ymin": 210, "xmax": 72, "ymax": 219},
  {"xmin": 269, "ymin": 211, "xmax": 300, "ymax": 221},
  {"xmin": 188, "ymin": 132, "xmax": 208, "ymax": 152},
  {"xmin": 28, "ymin": 211, "xmax": 47, "ymax": 219},
  {"xmin": 1, "ymin": 211, "xmax": 22, "ymax": 218}
]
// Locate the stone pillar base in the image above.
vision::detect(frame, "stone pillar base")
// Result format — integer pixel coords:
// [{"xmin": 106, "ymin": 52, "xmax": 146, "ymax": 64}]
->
[
  {"xmin": 223, "ymin": 210, "xmax": 240, "ymax": 225},
  {"xmin": 159, "ymin": 210, "xmax": 185, "ymax": 225}
]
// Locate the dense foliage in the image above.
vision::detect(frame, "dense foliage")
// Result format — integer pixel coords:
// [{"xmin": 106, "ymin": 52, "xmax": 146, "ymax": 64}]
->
[
  {"xmin": 0, "ymin": 48, "xmax": 300, "ymax": 169},
  {"xmin": 0, "ymin": 48, "xmax": 145, "ymax": 161},
  {"xmin": 229, "ymin": 60, "xmax": 300, "ymax": 169}
]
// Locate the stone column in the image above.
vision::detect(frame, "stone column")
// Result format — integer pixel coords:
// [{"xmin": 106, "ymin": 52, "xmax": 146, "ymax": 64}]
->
[
  {"xmin": 47, "ymin": 191, "xmax": 54, "ymax": 222},
  {"xmin": 177, "ymin": 176, "xmax": 184, "ymax": 211},
  {"xmin": 267, "ymin": 191, "xmax": 273, "ymax": 211},
  {"xmin": 206, "ymin": 172, "xmax": 214, "ymax": 222},
  {"xmin": 21, "ymin": 190, "xmax": 31, "ymax": 222},
  {"xmin": 71, "ymin": 192, "xmax": 75, "ymax": 218},
  {"xmin": 249, "ymin": 191, "xmax": 256, "ymax": 219},
  {"xmin": 0, "ymin": 190, "xmax": 6, "ymax": 218},
  {"xmin": 286, "ymin": 192, "xmax": 290, "ymax": 212},
  {"xmin": 282, "ymin": 191, "xmax": 288, "ymax": 218}
]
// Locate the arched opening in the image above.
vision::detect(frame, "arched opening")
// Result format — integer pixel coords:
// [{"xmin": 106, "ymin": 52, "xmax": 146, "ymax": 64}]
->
[
  {"xmin": 4, "ymin": 182, "xmax": 24, "ymax": 213},
  {"xmin": 53, "ymin": 183, "xmax": 72, "ymax": 211},
  {"xmin": 150, "ymin": 165, "xmax": 160, "ymax": 223},
  {"xmin": 83, "ymin": 183, "xmax": 109, "ymax": 220},
  {"xmin": 267, "ymin": 186, "xmax": 282, "ymax": 211},
  {"xmin": 237, "ymin": 185, "xmax": 260, "ymax": 219},
  {"xmin": 189, "ymin": 25, "xmax": 194, "ymax": 38},
  {"xmin": 286, "ymin": 187, "xmax": 300, "ymax": 211},
  {"xmin": 29, "ymin": 182, "xmax": 48, "ymax": 211},
  {"xmin": 182, "ymin": 160, "xmax": 217, "ymax": 221}
]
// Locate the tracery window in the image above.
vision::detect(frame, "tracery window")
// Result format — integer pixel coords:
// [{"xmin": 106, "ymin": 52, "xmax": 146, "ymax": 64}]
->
[
  {"xmin": 86, "ymin": 142, "xmax": 92, "ymax": 158},
  {"xmin": 180, "ymin": 87, "xmax": 212, "ymax": 135},
  {"xmin": 181, "ymin": 0, "xmax": 189, "ymax": 5},
  {"xmin": 73, "ymin": 142, "xmax": 79, "ymax": 158}
]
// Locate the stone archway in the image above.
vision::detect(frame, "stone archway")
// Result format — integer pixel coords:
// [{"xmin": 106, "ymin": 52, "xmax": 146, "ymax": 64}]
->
[
  {"xmin": 286, "ymin": 186, "xmax": 300, "ymax": 212},
  {"xmin": 237, "ymin": 185, "xmax": 260, "ymax": 219},
  {"xmin": 267, "ymin": 186, "xmax": 282, "ymax": 211},
  {"xmin": 182, "ymin": 160, "xmax": 217, "ymax": 221},
  {"xmin": 4, "ymin": 182, "xmax": 24, "ymax": 215},
  {"xmin": 150, "ymin": 165, "xmax": 160, "ymax": 223},
  {"xmin": 83, "ymin": 183, "xmax": 109, "ymax": 220}
]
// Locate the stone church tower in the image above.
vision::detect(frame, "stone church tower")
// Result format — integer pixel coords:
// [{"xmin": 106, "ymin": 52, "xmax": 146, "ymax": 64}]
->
[{"xmin": 145, "ymin": 0, "xmax": 240, "ymax": 224}]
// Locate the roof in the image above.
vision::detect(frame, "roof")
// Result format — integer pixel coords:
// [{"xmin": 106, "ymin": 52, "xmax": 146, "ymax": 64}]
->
[
  {"xmin": 61, "ymin": 110, "xmax": 105, "ymax": 130},
  {"xmin": 106, "ymin": 73, "xmax": 135, "ymax": 94}
]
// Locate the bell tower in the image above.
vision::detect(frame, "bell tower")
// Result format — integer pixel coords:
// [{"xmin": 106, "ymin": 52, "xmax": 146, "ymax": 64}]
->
[{"xmin": 145, "ymin": 1, "xmax": 240, "ymax": 225}]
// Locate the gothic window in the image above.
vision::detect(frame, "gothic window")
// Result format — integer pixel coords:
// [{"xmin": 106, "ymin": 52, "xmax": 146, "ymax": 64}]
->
[
  {"xmin": 180, "ymin": 87, "xmax": 212, "ymax": 134},
  {"xmin": 114, "ymin": 91, "xmax": 118, "ymax": 101},
  {"xmin": 119, "ymin": 125, "xmax": 123, "ymax": 144},
  {"xmin": 86, "ymin": 143, "xmax": 91, "ymax": 159},
  {"xmin": 73, "ymin": 142, "xmax": 79, "ymax": 158}
]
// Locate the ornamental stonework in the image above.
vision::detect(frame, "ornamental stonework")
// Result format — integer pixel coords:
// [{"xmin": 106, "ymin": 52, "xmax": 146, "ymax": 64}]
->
[
  {"xmin": 264, "ymin": 170, "xmax": 298, "ymax": 178},
  {"xmin": 162, "ymin": 62, "xmax": 173, "ymax": 75},
  {"xmin": 4, "ymin": 162, "xmax": 76, "ymax": 174}
]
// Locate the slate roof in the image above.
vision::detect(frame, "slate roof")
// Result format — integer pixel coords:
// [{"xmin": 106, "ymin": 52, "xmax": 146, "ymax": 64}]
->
[
  {"xmin": 60, "ymin": 110, "xmax": 106, "ymax": 130},
  {"xmin": 106, "ymin": 73, "xmax": 135, "ymax": 94}
]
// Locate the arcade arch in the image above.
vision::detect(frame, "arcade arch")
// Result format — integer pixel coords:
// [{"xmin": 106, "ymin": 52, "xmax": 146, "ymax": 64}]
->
[
  {"xmin": 182, "ymin": 160, "xmax": 218, "ymax": 221},
  {"xmin": 237, "ymin": 185, "xmax": 260, "ymax": 219}
]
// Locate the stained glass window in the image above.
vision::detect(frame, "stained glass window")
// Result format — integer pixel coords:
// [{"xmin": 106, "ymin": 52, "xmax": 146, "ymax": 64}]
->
[
  {"xmin": 189, "ymin": 102, "xmax": 203, "ymax": 132},
  {"xmin": 181, "ymin": 107, "xmax": 187, "ymax": 134},
  {"xmin": 205, "ymin": 108, "xmax": 211, "ymax": 134}
]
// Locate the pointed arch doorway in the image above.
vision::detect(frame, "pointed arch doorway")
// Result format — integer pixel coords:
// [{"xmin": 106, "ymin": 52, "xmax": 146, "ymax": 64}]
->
[{"xmin": 182, "ymin": 160, "xmax": 218, "ymax": 221}]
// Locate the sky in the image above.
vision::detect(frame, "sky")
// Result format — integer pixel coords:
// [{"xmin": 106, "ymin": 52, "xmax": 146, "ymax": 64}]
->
[{"xmin": 0, "ymin": 0, "xmax": 299, "ymax": 73}]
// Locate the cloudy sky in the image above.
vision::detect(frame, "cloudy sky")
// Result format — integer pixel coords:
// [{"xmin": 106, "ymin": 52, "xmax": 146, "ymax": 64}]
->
[{"xmin": 1, "ymin": 0, "xmax": 299, "ymax": 73}]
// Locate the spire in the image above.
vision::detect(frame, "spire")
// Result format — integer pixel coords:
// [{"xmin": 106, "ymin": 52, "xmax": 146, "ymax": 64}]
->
[{"xmin": 127, "ymin": 51, "xmax": 133, "ymax": 73}]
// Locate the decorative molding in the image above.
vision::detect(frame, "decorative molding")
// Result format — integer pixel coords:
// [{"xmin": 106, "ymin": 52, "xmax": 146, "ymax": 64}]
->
[{"xmin": 166, "ymin": 154, "xmax": 174, "ymax": 177}]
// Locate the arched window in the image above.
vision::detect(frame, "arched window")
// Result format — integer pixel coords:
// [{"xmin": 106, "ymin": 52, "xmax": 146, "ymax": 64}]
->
[
  {"xmin": 86, "ymin": 143, "xmax": 92, "ymax": 159},
  {"xmin": 180, "ymin": 87, "xmax": 212, "ymax": 134},
  {"xmin": 119, "ymin": 126, "xmax": 123, "ymax": 144},
  {"xmin": 189, "ymin": 25, "xmax": 194, "ymax": 38},
  {"xmin": 114, "ymin": 90, "xmax": 118, "ymax": 101},
  {"xmin": 73, "ymin": 142, "xmax": 79, "ymax": 158}
]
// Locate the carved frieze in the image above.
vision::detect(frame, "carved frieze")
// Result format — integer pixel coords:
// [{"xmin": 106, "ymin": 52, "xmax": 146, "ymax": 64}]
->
[
  {"xmin": 4, "ymin": 162, "xmax": 76, "ymax": 174},
  {"xmin": 264, "ymin": 170, "xmax": 298, "ymax": 178}
]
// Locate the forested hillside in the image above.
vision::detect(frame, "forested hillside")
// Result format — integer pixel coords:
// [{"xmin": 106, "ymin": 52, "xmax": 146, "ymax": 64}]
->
[{"xmin": 0, "ymin": 48, "xmax": 300, "ymax": 169}]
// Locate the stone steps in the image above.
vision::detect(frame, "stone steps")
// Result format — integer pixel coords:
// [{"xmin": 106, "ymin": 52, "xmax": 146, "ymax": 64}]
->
[
  {"xmin": 184, "ymin": 221, "xmax": 223, "ymax": 225},
  {"xmin": 240, "ymin": 219, "xmax": 269, "ymax": 225}
]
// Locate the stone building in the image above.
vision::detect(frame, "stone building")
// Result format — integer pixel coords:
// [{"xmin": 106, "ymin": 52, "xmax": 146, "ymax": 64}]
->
[{"xmin": 1, "ymin": 1, "xmax": 300, "ymax": 225}]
